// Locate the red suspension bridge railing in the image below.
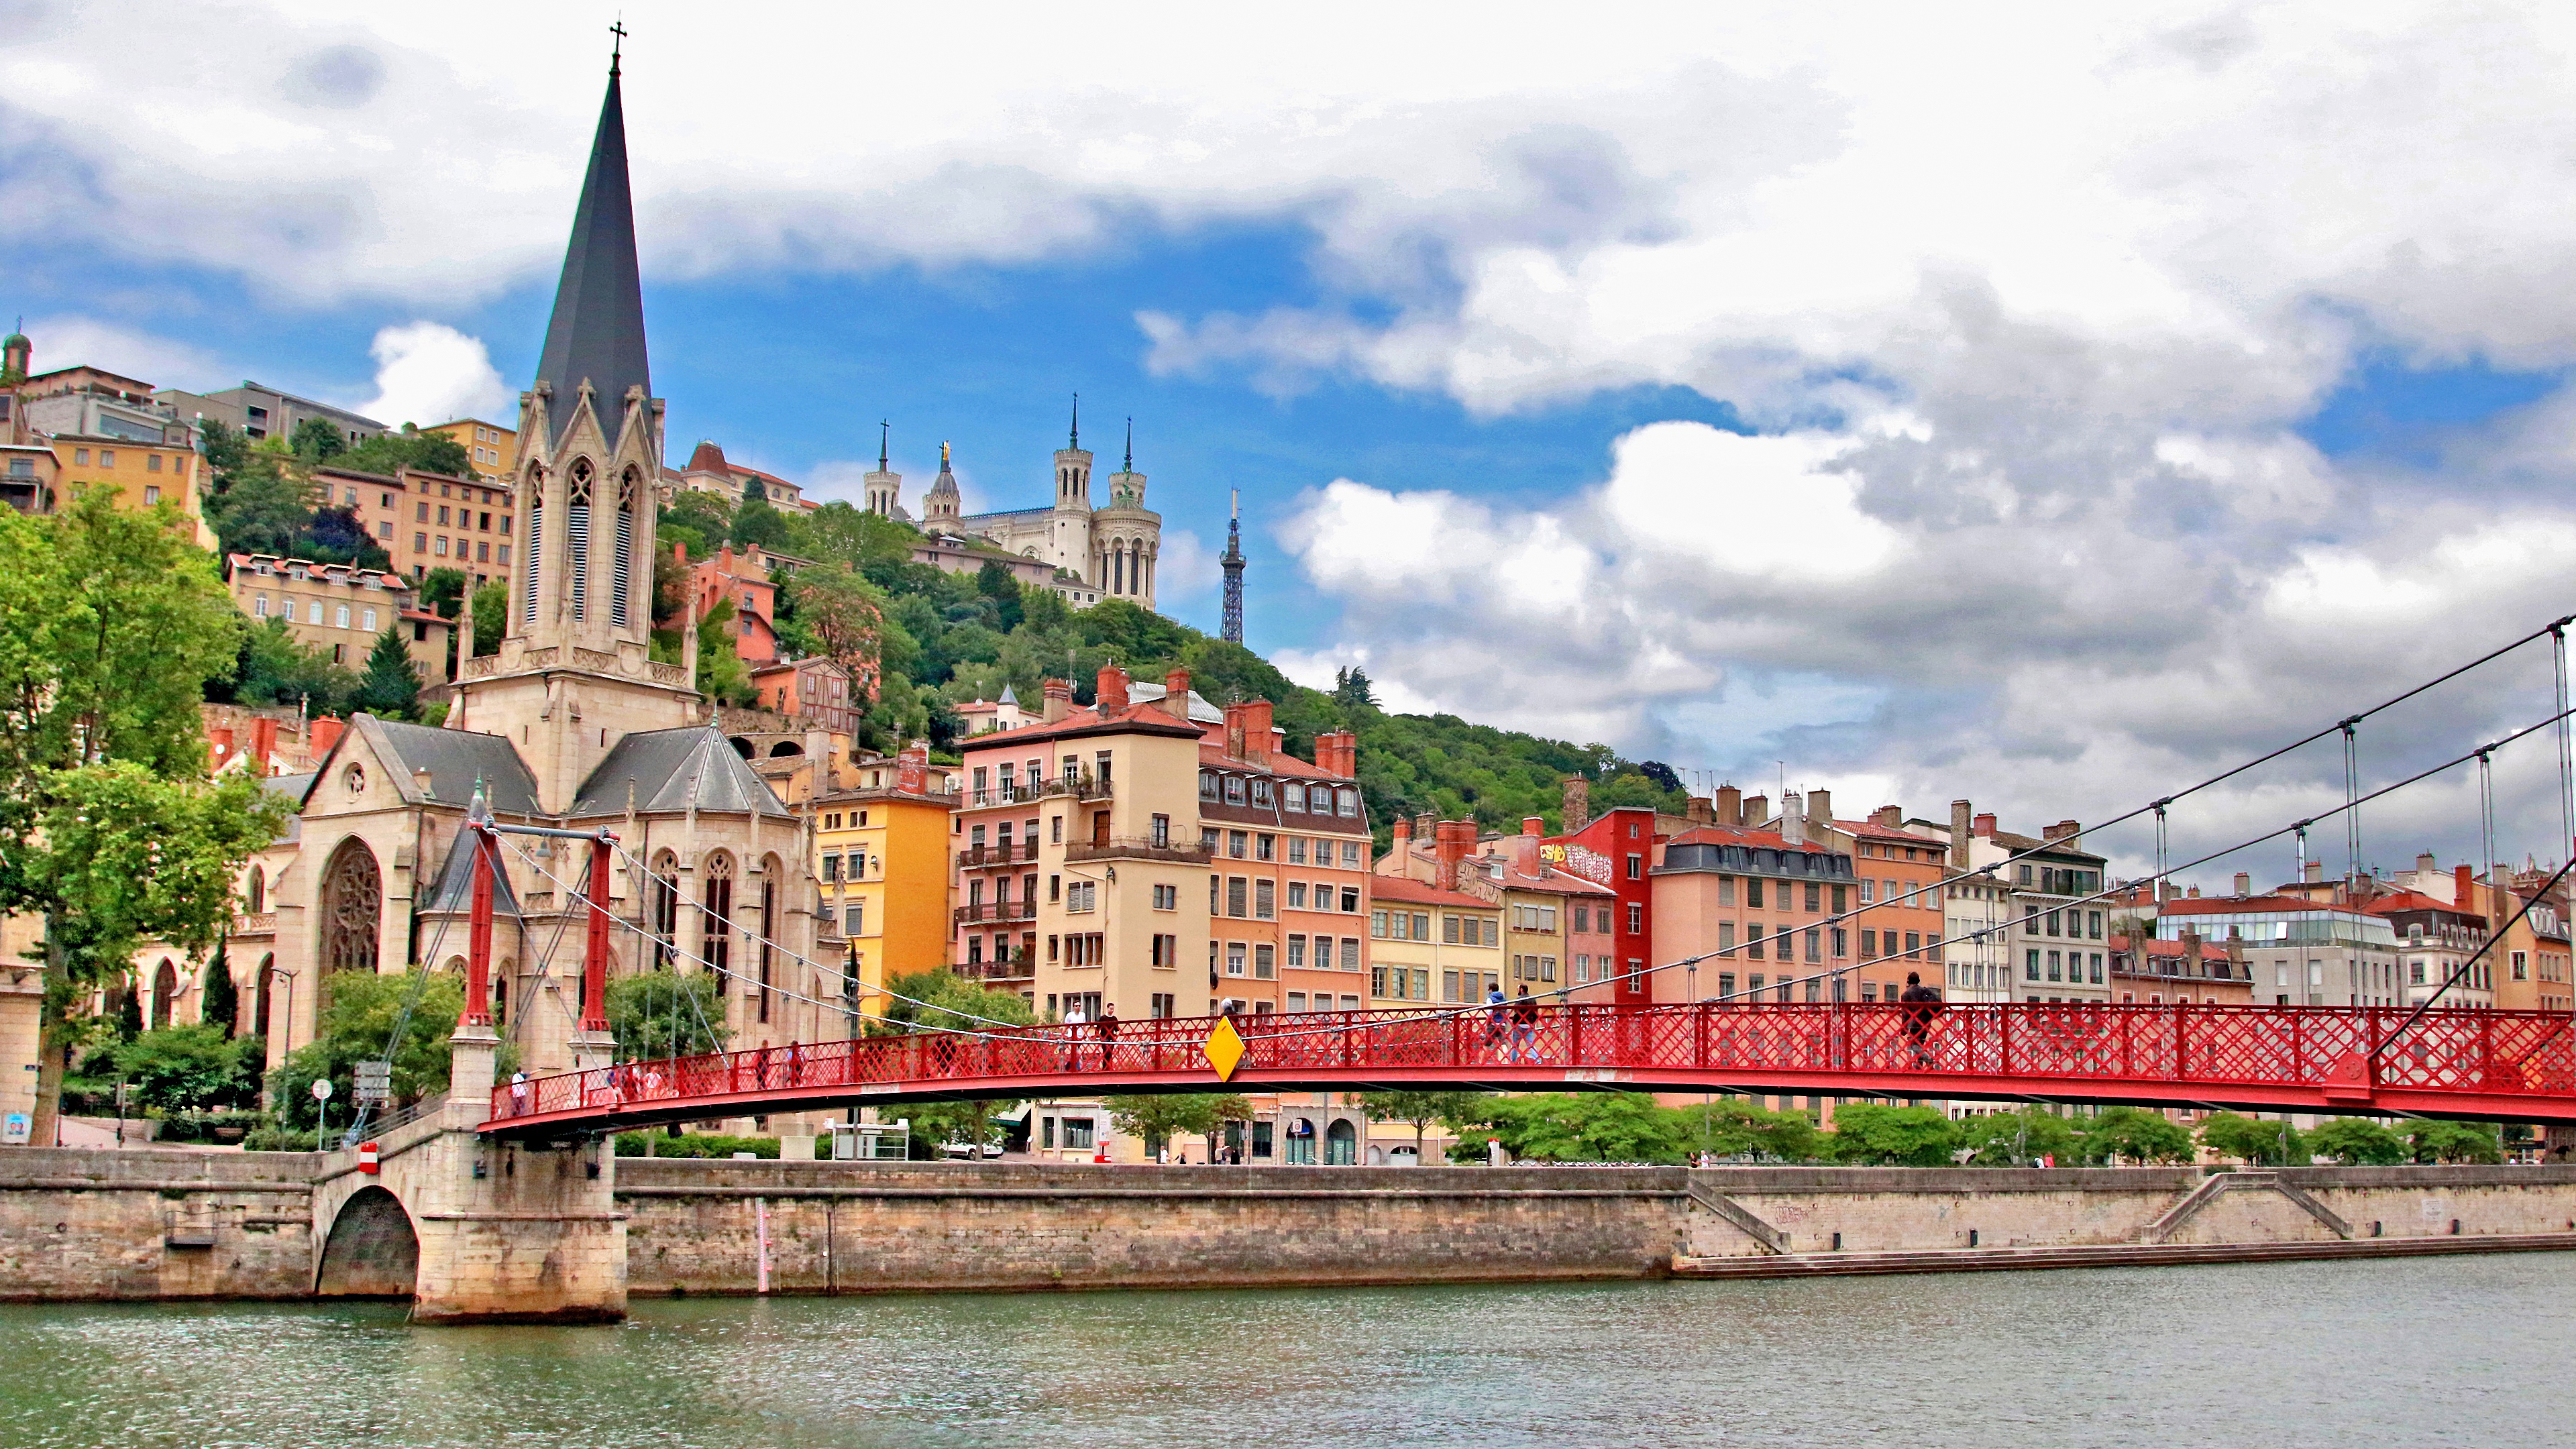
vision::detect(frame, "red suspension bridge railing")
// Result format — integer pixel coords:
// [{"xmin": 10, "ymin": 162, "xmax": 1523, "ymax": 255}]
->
[{"xmin": 480, "ymin": 1001, "xmax": 2576, "ymax": 1136}]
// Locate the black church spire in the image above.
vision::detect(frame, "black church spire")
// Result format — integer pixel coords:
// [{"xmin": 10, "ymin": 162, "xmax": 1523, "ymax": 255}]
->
[{"xmin": 533, "ymin": 55, "xmax": 651, "ymax": 447}]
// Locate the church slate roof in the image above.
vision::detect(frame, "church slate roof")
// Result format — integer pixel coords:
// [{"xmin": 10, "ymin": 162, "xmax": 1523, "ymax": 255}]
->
[
  {"xmin": 533, "ymin": 64, "xmax": 650, "ymax": 446},
  {"xmin": 420, "ymin": 825, "xmax": 524, "ymax": 916},
  {"xmin": 568, "ymin": 724, "xmax": 794, "ymax": 820},
  {"xmin": 361, "ymin": 716, "xmax": 544, "ymax": 817}
]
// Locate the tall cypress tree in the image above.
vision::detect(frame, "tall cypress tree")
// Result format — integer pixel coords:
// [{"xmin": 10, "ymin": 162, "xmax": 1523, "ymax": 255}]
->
[{"xmin": 201, "ymin": 943, "xmax": 237, "ymax": 1038}]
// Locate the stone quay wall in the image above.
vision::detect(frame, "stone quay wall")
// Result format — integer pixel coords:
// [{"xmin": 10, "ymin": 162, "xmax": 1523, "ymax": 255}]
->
[
  {"xmin": 7, "ymin": 1152, "xmax": 2576, "ymax": 1303},
  {"xmin": 0, "ymin": 1148, "xmax": 321, "ymax": 1301},
  {"xmin": 613, "ymin": 1159, "xmax": 2576, "ymax": 1296}
]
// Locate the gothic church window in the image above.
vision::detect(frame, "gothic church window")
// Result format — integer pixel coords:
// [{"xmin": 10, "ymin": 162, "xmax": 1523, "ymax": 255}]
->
[{"xmin": 320, "ymin": 837, "xmax": 382, "ymax": 978}]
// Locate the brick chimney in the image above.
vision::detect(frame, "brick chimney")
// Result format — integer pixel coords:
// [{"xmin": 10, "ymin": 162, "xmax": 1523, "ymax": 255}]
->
[
  {"xmin": 1313, "ymin": 729, "xmax": 1356, "ymax": 778},
  {"xmin": 1042, "ymin": 678, "xmax": 1072, "ymax": 724},
  {"xmin": 898, "ymin": 739, "xmax": 928, "ymax": 794},
  {"xmin": 1715, "ymin": 784, "xmax": 1741, "ymax": 826},
  {"xmin": 1237, "ymin": 700, "xmax": 1276, "ymax": 763},
  {"xmin": 1972, "ymin": 812, "xmax": 1997, "ymax": 839},
  {"xmin": 1873, "ymin": 804, "xmax": 1903, "ymax": 828},
  {"xmin": 250, "ymin": 716, "xmax": 278, "ymax": 775},
  {"xmin": 1162, "ymin": 667, "xmax": 1192, "ymax": 719},
  {"xmin": 1413, "ymin": 812, "xmax": 1436, "ymax": 844},
  {"xmin": 1562, "ymin": 777, "xmax": 1591, "ymax": 833},
  {"xmin": 2456, "ymin": 863, "xmax": 2477, "ymax": 918},
  {"xmin": 209, "ymin": 726, "xmax": 235, "ymax": 769},
  {"xmin": 311, "ymin": 716, "xmax": 344, "ymax": 758},
  {"xmin": 1743, "ymin": 793, "xmax": 1769, "ymax": 827},
  {"xmin": 1095, "ymin": 664, "xmax": 1130, "ymax": 714},
  {"xmin": 1434, "ymin": 820, "xmax": 1472, "ymax": 892},
  {"xmin": 2233, "ymin": 871, "xmax": 2251, "ymax": 898},
  {"xmin": 1805, "ymin": 788, "xmax": 1831, "ymax": 840},
  {"xmin": 2045, "ymin": 819, "xmax": 2080, "ymax": 844},
  {"xmin": 1391, "ymin": 816, "xmax": 1413, "ymax": 858},
  {"xmin": 1513, "ymin": 816, "xmax": 1543, "ymax": 877}
]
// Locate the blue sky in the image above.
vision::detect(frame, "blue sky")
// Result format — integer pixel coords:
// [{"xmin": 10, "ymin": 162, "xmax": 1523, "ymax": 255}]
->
[{"xmin": 14, "ymin": 5, "xmax": 2576, "ymax": 880}]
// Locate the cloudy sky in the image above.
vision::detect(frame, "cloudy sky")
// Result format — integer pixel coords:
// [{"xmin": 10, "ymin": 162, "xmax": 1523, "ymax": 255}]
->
[{"xmin": 9, "ymin": 1, "xmax": 2576, "ymax": 883}]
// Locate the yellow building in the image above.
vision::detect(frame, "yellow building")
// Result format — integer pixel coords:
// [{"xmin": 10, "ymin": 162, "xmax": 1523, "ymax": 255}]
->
[
  {"xmin": 225, "ymin": 552, "xmax": 453, "ymax": 679},
  {"xmin": 52, "ymin": 436, "xmax": 213, "ymax": 547},
  {"xmin": 813, "ymin": 742, "xmax": 959, "ymax": 1018},
  {"xmin": 1367, "ymin": 873, "xmax": 1503, "ymax": 1011},
  {"xmin": 423, "ymin": 417, "xmax": 517, "ymax": 485}
]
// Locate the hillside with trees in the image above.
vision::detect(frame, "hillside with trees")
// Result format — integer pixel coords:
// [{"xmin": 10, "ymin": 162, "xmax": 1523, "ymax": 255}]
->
[{"xmin": 663, "ymin": 489, "xmax": 1690, "ymax": 842}]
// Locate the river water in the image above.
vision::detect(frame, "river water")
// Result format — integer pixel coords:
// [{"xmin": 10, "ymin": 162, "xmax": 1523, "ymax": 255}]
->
[{"xmin": 3, "ymin": 1255, "xmax": 2567, "ymax": 1448}]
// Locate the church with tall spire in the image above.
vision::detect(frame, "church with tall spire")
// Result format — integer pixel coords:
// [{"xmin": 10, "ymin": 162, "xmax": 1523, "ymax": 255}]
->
[
  {"xmin": 868, "ymin": 397, "xmax": 1165, "ymax": 612},
  {"xmin": 205, "ymin": 43, "xmax": 834, "ymax": 1122}
]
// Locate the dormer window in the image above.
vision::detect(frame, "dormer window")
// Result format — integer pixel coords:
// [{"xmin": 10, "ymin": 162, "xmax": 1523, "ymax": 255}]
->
[
  {"xmin": 1282, "ymin": 782, "xmax": 1306, "ymax": 812},
  {"xmin": 1224, "ymin": 775, "xmax": 1246, "ymax": 805},
  {"xmin": 1251, "ymin": 779, "xmax": 1274, "ymax": 808},
  {"xmin": 1199, "ymin": 770, "xmax": 1218, "ymax": 801}
]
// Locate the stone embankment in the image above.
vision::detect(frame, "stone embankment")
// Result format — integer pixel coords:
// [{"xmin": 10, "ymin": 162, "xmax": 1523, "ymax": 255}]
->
[{"xmin": 5, "ymin": 1150, "xmax": 2574, "ymax": 1302}]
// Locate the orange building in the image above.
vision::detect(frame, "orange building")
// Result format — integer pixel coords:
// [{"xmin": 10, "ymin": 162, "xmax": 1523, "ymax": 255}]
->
[
  {"xmin": 680, "ymin": 541, "xmax": 783, "ymax": 663},
  {"xmin": 1648, "ymin": 822, "xmax": 1857, "ymax": 1003},
  {"xmin": 1829, "ymin": 806, "xmax": 1952, "ymax": 1002},
  {"xmin": 421, "ymin": 417, "xmax": 517, "ymax": 485}
]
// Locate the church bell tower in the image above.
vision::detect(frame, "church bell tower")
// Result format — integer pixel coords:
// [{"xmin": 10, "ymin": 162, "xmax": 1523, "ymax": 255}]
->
[{"xmin": 447, "ymin": 42, "xmax": 698, "ymax": 811}]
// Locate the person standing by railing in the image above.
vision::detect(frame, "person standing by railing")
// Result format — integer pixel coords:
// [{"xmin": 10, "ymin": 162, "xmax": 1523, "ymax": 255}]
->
[
  {"xmin": 1097, "ymin": 1001, "xmax": 1119, "ymax": 1071},
  {"xmin": 1899, "ymin": 971, "xmax": 1944, "ymax": 1067}
]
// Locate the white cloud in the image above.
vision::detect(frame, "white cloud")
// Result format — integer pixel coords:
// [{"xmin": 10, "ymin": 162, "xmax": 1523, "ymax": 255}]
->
[
  {"xmin": 17, "ymin": 315, "xmax": 225, "ymax": 392},
  {"xmin": 355, "ymin": 321, "xmax": 505, "ymax": 428},
  {"xmin": 1152, "ymin": 529, "xmax": 1221, "ymax": 601}
]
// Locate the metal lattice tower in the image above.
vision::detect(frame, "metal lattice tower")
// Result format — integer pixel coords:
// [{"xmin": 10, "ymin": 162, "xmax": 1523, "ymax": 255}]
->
[{"xmin": 1220, "ymin": 488, "xmax": 1246, "ymax": 644}]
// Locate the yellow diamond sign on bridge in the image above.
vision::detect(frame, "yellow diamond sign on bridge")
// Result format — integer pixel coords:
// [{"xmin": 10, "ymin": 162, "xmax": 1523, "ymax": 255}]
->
[{"xmin": 1204, "ymin": 1017, "xmax": 1246, "ymax": 1081}]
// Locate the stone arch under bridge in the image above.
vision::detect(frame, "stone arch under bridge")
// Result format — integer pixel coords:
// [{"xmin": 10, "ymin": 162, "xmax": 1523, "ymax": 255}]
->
[{"xmin": 315, "ymin": 1184, "xmax": 417, "ymax": 1299}]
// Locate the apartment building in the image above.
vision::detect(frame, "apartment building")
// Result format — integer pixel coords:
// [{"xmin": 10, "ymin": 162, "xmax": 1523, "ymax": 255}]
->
[
  {"xmin": 50, "ymin": 433, "xmax": 213, "ymax": 545},
  {"xmin": 1814, "ymin": 803, "xmax": 1949, "ymax": 1002},
  {"xmin": 1199, "ymin": 704, "xmax": 1371, "ymax": 1017},
  {"xmin": 1648, "ymin": 821, "xmax": 1857, "ymax": 1003},
  {"xmin": 154, "ymin": 381, "xmax": 384, "ymax": 446},
  {"xmin": 225, "ymin": 553, "xmax": 451, "ymax": 677},
  {"xmin": 2368, "ymin": 876, "xmax": 2493, "ymax": 1009},
  {"xmin": 339, "ymin": 466, "xmax": 516, "ymax": 585},
  {"xmin": 1915, "ymin": 804, "xmax": 2112, "ymax": 1004},
  {"xmin": 1540, "ymin": 782, "xmax": 1659, "ymax": 1006},
  {"xmin": 1466, "ymin": 818, "xmax": 1618, "ymax": 1000},
  {"xmin": 2155, "ymin": 890, "xmax": 2402, "ymax": 1007},
  {"xmin": 949, "ymin": 667, "xmax": 1366, "ymax": 1022},
  {"xmin": 423, "ymin": 417, "xmax": 517, "ymax": 484},
  {"xmin": 2106, "ymin": 932, "xmax": 2253, "ymax": 1004},
  {"xmin": 1941, "ymin": 868, "xmax": 2017, "ymax": 1002},
  {"xmin": 1367, "ymin": 871, "xmax": 1503, "ymax": 1011},
  {"xmin": 813, "ymin": 741, "xmax": 957, "ymax": 1018}
]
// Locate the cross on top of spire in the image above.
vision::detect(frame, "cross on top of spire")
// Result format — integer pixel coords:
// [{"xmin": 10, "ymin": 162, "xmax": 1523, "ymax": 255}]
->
[
  {"xmin": 1069, "ymin": 393, "xmax": 1079, "ymax": 449},
  {"xmin": 1124, "ymin": 417, "xmax": 1133, "ymax": 472},
  {"xmin": 879, "ymin": 419, "xmax": 890, "ymax": 472},
  {"xmin": 609, "ymin": 17, "xmax": 626, "ymax": 75}
]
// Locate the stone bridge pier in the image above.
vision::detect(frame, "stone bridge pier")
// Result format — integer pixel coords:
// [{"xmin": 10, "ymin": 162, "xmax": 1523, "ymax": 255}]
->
[{"xmin": 310, "ymin": 1025, "xmax": 625, "ymax": 1324}]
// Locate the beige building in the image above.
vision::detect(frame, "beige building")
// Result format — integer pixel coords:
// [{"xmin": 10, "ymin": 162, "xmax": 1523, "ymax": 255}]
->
[
  {"xmin": 423, "ymin": 418, "xmax": 518, "ymax": 486},
  {"xmin": 315, "ymin": 466, "xmax": 516, "ymax": 587},
  {"xmin": 227, "ymin": 553, "xmax": 451, "ymax": 678},
  {"xmin": 1366, "ymin": 869, "xmax": 1502, "ymax": 1013}
]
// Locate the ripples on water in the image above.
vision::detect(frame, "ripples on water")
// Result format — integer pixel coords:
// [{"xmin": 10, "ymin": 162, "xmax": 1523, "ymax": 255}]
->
[{"xmin": 1, "ymin": 1255, "xmax": 2566, "ymax": 1448}]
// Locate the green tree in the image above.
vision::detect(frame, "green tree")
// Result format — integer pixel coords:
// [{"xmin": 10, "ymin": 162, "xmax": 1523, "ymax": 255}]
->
[
  {"xmin": 2077, "ymin": 1106, "xmax": 2196, "ymax": 1165},
  {"xmin": 1332, "ymin": 665, "xmax": 1379, "ymax": 710},
  {"xmin": 2408, "ymin": 1120, "xmax": 2506, "ymax": 1164},
  {"xmin": 1957, "ymin": 1106, "xmax": 2080, "ymax": 1165},
  {"xmin": 730, "ymin": 492, "xmax": 790, "ymax": 551},
  {"xmin": 111, "ymin": 1022, "xmax": 261, "ymax": 1113},
  {"xmin": 202, "ymin": 447, "xmax": 313, "ymax": 559},
  {"xmin": 866, "ymin": 969, "xmax": 1038, "ymax": 1034},
  {"xmin": 337, "ymin": 426, "xmax": 472, "ymax": 480},
  {"xmin": 604, "ymin": 968, "xmax": 729, "ymax": 1061},
  {"xmin": 1106, "ymin": 1093, "xmax": 1254, "ymax": 1155},
  {"xmin": 353, "ymin": 628, "xmax": 421, "ymax": 718},
  {"xmin": 2200, "ymin": 1111, "xmax": 2307, "ymax": 1165},
  {"xmin": 2308, "ymin": 1117, "xmax": 2408, "ymax": 1166},
  {"xmin": 230, "ymin": 615, "xmax": 358, "ymax": 714},
  {"xmin": 1359, "ymin": 1089, "xmax": 1489, "ymax": 1163},
  {"xmin": 266, "ymin": 970, "xmax": 466, "ymax": 1130},
  {"xmin": 791, "ymin": 564, "xmax": 908, "ymax": 719},
  {"xmin": 289, "ymin": 417, "xmax": 348, "ymax": 462},
  {"xmin": 1674, "ymin": 1097, "xmax": 1829, "ymax": 1162},
  {"xmin": 197, "ymin": 417, "xmax": 252, "ymax": 490},
  {"xmin": 1828, "ymin": 1103, "xmax": 1959, "ymax": 1165},
  {"xmin": 201, "ymin": 947, "xmax": 238, "ymax": 1036},
  {"xmin": 1458, "ymin": 1091, "xmax": 1689, "ymax": 1163}
]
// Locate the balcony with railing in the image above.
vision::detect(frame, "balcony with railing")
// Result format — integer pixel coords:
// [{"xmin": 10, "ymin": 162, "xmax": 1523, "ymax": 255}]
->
[
  {"xmin": 968, "ymin": 774, "xmax": 1113, "ymax": 808},
  {"xmin": 1064, "ymin": 836, "xmax": 1214, "ymax": 866},
  {"xmin": 956, "ymin": 841, "xmax": 1040, "ymax": 869},
  {"xmin": 233, "ymin": 912, "xmax": 278, "ymax": 937},
  {"xmin": 953, "ymin": 900, "xmax": 1040, "ymax": 926}
]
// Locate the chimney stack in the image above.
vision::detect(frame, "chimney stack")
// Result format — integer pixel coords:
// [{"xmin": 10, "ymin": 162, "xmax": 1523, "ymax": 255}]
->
[
  {"xmin": 1972, "ymin": 812, "xmax": 1997, "ymax": 839},
  {"xmin": 1434, "ymin": 820, "xmax": 1472, "ymax": 892},
  {"xmin": 1391, "ymin": 818, "xmax": 1413, "ymax": 855},
  {"xmin": 2045, "ymin": 820, "xmax": 2080, "ymax": 844},
  {"xmin": 1874, "ymin": 804, "xmax": 1903, "ymax": 828},
  {"xmin": 1095, "ymin": 664, "xmax": 1131, "ymax": 714},
  {"xmin": 1686, "ymin": 796, "xmax": 1713, "ymax": 826},
  {"xmin": 1313, "ymin": 730, "xmax": 1356, "ymax": 778},
  {"xmin": 1945, "ymin": 799, "xmax": 1970, "ymax": 867},
  {"xmin": 1781, "ymin": 790, "xmax": 1805, "ymax": 843},
  {"xmin": 251, "ymin": 716, "xmax": 279, "ymax": 775},
  {"xmin": 310, "ymin": 716, "xmax": 344, "ymax": 758},
  {"xmin": 1413, "ymin": 812, "xmax": 1436, "ymax": 845},
  {"xmin": 2304, "ymin": 859, "xmax": 2322, "ymax": 884},
  {"xmin": 209, "ymin": 726, "xmax": 235, "ymax": 769},
  {"xmin": 1562, "ymin": 777, "xmax": 1591, "ymax": 833},
  {"xmin": 1716, "ymin": 784, "xmax": 1742, "ymax": 826},
  {"xmin": 1512, "ymin": 816, "xmax": 1543, "ymax": 876},
  {"xmin": 1805, "ymin": 789, "xmax": 1831, "ymax": 840},
  {"xmin": 1042, "ymin": 678, "xmax": 1073, "ymax": 724},
  {"xmin": 1163, "ymin": 667, "xmax": 1192, "ymax": 719},
  {"xmin": 1743, "ymin": 793, "xmax": 1770, "ymax": 827},
  {"xmin": 898, "ymin": 739, "xmax": 929, "ymax": 794},
  {"xmin": 2455, "ymin": 863, "xmax": 2477, "ymax": 917},
  {"xmin": 2417, "ymin": 851, "xmax": 2438, "ymax": 877},
  {"xmin": 2233, "ymin": 871, "xmax": 2251, "ymax": 898}
]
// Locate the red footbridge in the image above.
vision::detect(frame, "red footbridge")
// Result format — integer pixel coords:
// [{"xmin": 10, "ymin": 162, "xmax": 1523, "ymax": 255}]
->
[{"xmin": 482, "ymin": 1001, "xmax": 2576, "ymax": 1137}]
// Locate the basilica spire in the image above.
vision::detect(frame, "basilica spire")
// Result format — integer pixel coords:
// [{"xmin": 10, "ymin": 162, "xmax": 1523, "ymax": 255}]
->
[{"xmin": 532, "ymin": 45, "xmax": 650, "ymax": 447}]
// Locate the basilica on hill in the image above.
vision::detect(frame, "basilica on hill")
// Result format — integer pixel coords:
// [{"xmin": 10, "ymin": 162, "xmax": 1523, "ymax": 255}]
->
[{"xmin": 213, "ymin": 52, "xmax": 837, "ymax": 1122}]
